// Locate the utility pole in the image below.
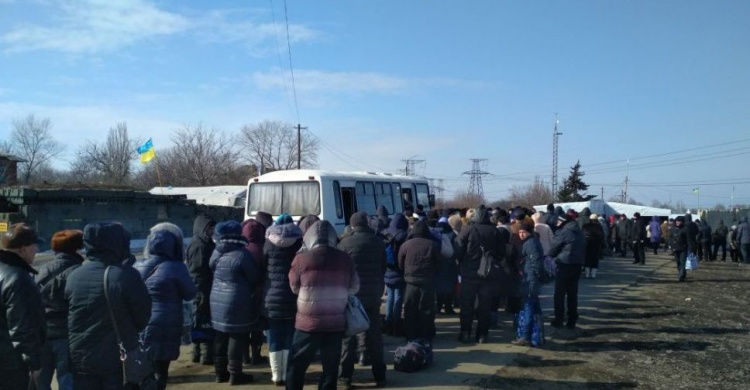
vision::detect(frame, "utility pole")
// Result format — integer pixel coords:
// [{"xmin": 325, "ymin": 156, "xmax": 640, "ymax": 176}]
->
[
  {"xmin": 401, "ymin": 155, "xmax": 425, "ymax": 176},
  {"xmin": 623, "ymin": 158, "xmax": 630, "ymax": 203},
  {"xmin": 551, "ymin": 114, "xmax": 563, "ymax": 198},
  {"xmin": 731, "ymin": 186, "xmax": 735, "ymax": 211},
  {"xmin": 296, "ymin": 123, "xmax": 308, "ymax": 169},
  {"xmin": 463, "ymin": 159, "xmax": 490, "ymax": 198},
  {"xmin": 601, "ymin": 187, "xmax": 604, "ymax": 200}
]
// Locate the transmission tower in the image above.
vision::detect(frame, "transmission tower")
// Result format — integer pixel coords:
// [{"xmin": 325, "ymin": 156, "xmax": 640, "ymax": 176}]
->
[
  {"xmin": 463, "ymin": 159, "xmax": 490, "ymax": 198},
  {"xmin": 401, "ymin": 155, "xmax": 425, "ymax": 176},
  {"xmin": 551, "ymin": 114, "xmax": 563, "ymax": 197}
]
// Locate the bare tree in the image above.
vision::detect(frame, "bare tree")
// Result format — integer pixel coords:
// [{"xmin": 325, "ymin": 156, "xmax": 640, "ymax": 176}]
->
[
  {"xmin": 136, "ymin": 124, "xmax": 242, "ymax": 188},
  {"xmin": 238, "ymin": 120, "xmax": 319, "ymax": 172},
  {"xmin": 505, "ymin": 177, "xmax": 555, "ymax": 207},
  {"xmin": 74, "ymin": 122, "xmax": 140, "ymax": 184},
  {"xmin": 11, "ymin": 114, "xmax": 65, "ymax": 183},
  {"xmin": 444, "ymin": 190, "xmax": 486, "ymax": 210}
]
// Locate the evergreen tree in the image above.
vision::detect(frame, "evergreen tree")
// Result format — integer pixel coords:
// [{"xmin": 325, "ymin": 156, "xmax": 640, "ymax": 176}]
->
[{"xmin": 557, "ymin": 160, "xmax": 596, "ymax": 202}]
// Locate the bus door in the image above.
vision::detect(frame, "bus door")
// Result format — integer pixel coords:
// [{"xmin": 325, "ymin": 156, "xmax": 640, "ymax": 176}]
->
[
  {"xmin": 401, "ymin": 187, "xmax": 414, "ymax": 212},
  {"xmin": 341, "ymin": 187, "xmax": 356, "ymax": 224}
]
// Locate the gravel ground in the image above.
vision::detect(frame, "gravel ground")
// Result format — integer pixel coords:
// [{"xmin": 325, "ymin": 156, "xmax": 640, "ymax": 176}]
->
[{"xmin": 480, "ymin": 254, "xmax": 750, "ymax": 390}]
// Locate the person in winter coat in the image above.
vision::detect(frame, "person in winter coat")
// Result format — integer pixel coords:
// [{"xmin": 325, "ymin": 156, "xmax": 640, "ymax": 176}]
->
[
  {"xmin": 576, "ymin": 207, "xmax": 592, "ymax": 230},
  {"xmin": 455, "ymin": 205, "xmax": 508, "ymax": 344},
  {"xmin": 685, "ymin": 214, "xmax": 700, "ymax": 257},
  {"xmin": 648, "ymin": 216, "xmax": 662, "ymax": 255},
  {"xmin": 548, "ymin": 214, "xmax": 586, "ymax": 330},
  {"xmin": 713, "ymin": 220, "xmax": 729, "ymax": 261},
  {"xmin": 383, "ymin": 213, "xmax": 409, "ymax": 336},
  {"xmin": 531, "ymin": 212, "xmax": 554, "ymax": 255},
  {"xmin": 728, "ymin": 225, "xmax": 739, "ymax": 262},
  {"xmin": 629, "ymin": 213, "xmax": 647, "ymax": 265},
  {"xmin": 398, "ymin": 218, "xmax": 440, "ymax": 343},
  {"xmin": 696, "ymin": 219, "xmax": 713, "ymax": 261},
  {"xmin": 661, "ymin": 220, "xmax": 670, "ymax": 251},
  {"xmin": 209, "ymin": 221, "xmax": 260, "ymax": 385},
  {"xmin": 672, "ymin": 216, "xmax": 694, "ymax": 282},
  {"xmin": 66, "ymin": 222, "xmax": 151, "ymax": 389},
  {"xmin": 375, "ymin": 205, "xmax": 391, "ymax": 232},
  {"xmin": 737, "ymin": 216, "xmax": 750, "ymax": 263},
  {"xmin": 36, "ymin": 230, "xmax": 85, "ymax": 390},
  {"xmin": 261, "ymin": 215, "xmax": 303, "ymax": 386},
  {"xmin": 286, "ymin": 220, "xmax": 359, "ymax": 390},
  {"xmin": 0, "ymin": 224, "xmax": 46, "ymax": 390},
  {"xmin": 615, "ymin": 214, "xmax": 632, "ymax": 257},
  {"xmin": 512, "ymin": 223, "xmax": 545, "ymax": 347},
  {"xmin": 185, "ymin": 214, "xmax": 216, "ymax": 365},
  {"xmin": 582, "ymin": 215, "xmax": 605, "ymax": 279},
  {"xmin": 544, "ymin": 203, "xmax": 558, "ymax": 230},
  {"xmin": 241, "ymin": 218, "xmax": 269, "ymax": 367},
  {"xmin": 134, "ymin": 223, "xmax": 197, "ymax": 390},
  {"xmin": 435, "ymin": 217, "xmax": 458, "ymax": 315},
  {"xmin": 337, "ymin": 212, "xmax": 387, "ymax": 389}
]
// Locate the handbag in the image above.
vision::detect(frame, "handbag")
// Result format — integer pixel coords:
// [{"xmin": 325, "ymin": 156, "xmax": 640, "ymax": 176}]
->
[
  {"xmin": 103, "ymin": 266, "xmax": 154, "ymax": 384},
  {"xmin": 477, "ymin": 245, "xmax": 498, "ymax": 278},
  {"xmin": 345, "ymin": 295, "xmax": 370, "ymax": 336},
  {"xmin": 686, "ymin": 252, "xmax": 699, "ymax": 271}
]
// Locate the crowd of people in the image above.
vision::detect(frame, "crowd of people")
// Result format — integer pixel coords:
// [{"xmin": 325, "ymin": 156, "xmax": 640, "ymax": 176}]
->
[{"xmin": 2, "ymin": 204, "xmax": 749, "ymax": 390}]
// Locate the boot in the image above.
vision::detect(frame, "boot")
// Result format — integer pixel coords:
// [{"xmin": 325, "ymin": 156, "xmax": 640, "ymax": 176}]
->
[
  {"xmin": 458, "ymin": 331, "xmax": 471, "ymax": 344},
  {"xmin": 584, "ymin": 267, "xmax": 590, "ymax": 278},
  {"xmin": 251, "ymin": 345, "xmax": 268, "ymax": 365},
  {"xmin": 590, "ymin": 268, "xmax": 597, "ymax": 279},
  {"xmin": 229, "ymin": 372, "xmax": 254, "ymax": 385},
  {"xmin": 201, "ymin": 341, "xmax": 214, "ymax": 365},
  {"xmin": 269, "ymin": 351, "xmax": 283, "ymax": 386},
  {"xmin": 215, "ymin": 370, "xmax": 230, "ymax": 383},
  {"xmin": 191, "ymin": 343, "xmax": 201, "ymax": 363}
]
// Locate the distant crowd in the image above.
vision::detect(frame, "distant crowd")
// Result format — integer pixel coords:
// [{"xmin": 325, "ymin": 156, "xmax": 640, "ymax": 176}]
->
[{"xmin": 1, "ymin": 204, "xmax": 749, "ymax": 390}]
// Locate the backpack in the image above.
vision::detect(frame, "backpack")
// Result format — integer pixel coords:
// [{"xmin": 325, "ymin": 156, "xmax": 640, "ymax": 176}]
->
[
  {"xmin": 538, "ymin": 255, "xmax": 557, "ymax": 284},
  {"xmin": 393, "ymin": 339, "xmax": 433, "ymax": 372}
]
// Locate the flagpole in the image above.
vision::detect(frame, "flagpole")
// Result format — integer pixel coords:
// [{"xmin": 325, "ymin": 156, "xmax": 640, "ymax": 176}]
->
[{"xmin": 153, "ymin": 150, "xmax": 165, "ymax": 195}]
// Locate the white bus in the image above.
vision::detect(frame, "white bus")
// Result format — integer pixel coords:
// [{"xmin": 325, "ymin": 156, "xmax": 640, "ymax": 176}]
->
[{"xmin": 245, "ymin": 169, "xmax": 434, "ymax": 233}]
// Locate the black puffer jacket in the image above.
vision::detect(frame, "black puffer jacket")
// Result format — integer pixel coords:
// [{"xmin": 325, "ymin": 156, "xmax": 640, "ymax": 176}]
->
[
  {"xmin": 35, "ymin": 251, "xmax": 84, "ymax": 341},
  {"xmin": 0, "ymin": 250, "xmax": 46, "ymax": 371},
  {"xmin": 65, "ymin": 223, "xmax": 151, "ymax": 376},
  {"xmin": 185, "ymin": 215, "xmax": 216, "ymax": 322},
  {"xmin": 629, "ymin": 217, "xmax": 647, "ymax": 243},
  {"xmin": 264, "ymin": 223, "xmax": 303, "ymax": 320},
  {"xmin": 398, "ymin": 219, "xmax": 439, "ymax": 285},
  {"xmin": 697, "ymin": 221, "xmax": 712, "ymax": 244},
  {"xmin": 548, "ymin": 219, "xmax": 586, "ymax": 265},
  {"xmin": 685, "ymin": 214, "xmax": 699, "ymax": 247},
  {"xmin": 455, "ymin": 206, "xmax": 508, "ymax": 281},
  {"xmin": 338, "ymin": 223, "xmax": 386, "ymax": 307}
]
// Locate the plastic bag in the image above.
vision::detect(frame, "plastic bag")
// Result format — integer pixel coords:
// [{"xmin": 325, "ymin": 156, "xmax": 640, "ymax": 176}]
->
[
  {"xmin": 345, "ymin": 295, "xmax": 370, "ymax": 336},
  {"xmin": 686, "ymin": 253, "xmax": 699, "ymax": 271}
]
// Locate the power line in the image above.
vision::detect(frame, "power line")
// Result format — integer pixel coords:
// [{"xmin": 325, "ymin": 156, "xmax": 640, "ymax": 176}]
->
[
  {"xmin": 463, "ymin": 159, "xmax": 490, "ymax": 198},
  {"xmin": 282, "ymin": 0, "xmax": 300, "ymax": 123},
  {"xmin": 268, "ymin": 0, "xmax": 296, "ymax": 121}
]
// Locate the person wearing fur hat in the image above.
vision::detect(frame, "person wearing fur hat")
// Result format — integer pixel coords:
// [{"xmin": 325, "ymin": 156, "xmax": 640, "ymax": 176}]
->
[
  {"xmin": 65, "ymin": 222, "xmax": 151, "ymax": 389},
  {"xmin": 35, "ymin": 230, "xmax": 84, "ymax": 390},
  {"xmin": 582, "ymin": 215, "xmax": 605, "ymax": 279},
  {"xmin": 134, "ymin": 223, "xmax": 197, "ymax": 390},
  {"xmin": 0, "ymin": 224, "xmax": 46, "ymax": 390},
  {"xmin": 210, "ymin": 221, "xmax": 261, "ymax": 385},
  {"xmin": 261, "ymin": 215, "xmax": 303, "ymax": 385}
]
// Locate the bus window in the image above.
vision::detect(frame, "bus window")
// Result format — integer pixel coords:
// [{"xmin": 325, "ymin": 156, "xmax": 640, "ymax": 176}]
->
[
  {"xmin": 374, "ymin": 182, "xmax": 394, "ymax": 213},
  {"xmin": 391, "ymin": 183, "xmax": 402, "ymax": 213},
  {"xmin": 415, "ymin": 183, "xmax": 430, "ymax": 211},
  {"xmin": 355, "ymin": 181, "xmax": 377, "ymax": 215},
  {"xmin": 401, "ymin": 187, "xmax": 414, "ymax": 213},
  {"xmin": 248, "ymin": 182, "xmax": 321, "ymax": 216},
  {"xmin": 333, "ymin": 181, "xmax": 343, "ymax": 219}
]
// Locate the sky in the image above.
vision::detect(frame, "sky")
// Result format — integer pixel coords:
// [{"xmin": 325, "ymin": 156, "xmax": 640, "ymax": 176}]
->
[{"xmin": 1, "ymin": 0, "xmax": 749, "ymax": 210}]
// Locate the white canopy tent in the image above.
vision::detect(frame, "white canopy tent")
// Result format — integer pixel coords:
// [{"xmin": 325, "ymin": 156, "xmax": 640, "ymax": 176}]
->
[
  {"xmin": 533, "ymin": 199, "xmax": 671, "ymax": 218},
  {"xmin": 149, "ymin": 186, "xmax": 247, "ymax": 207}
]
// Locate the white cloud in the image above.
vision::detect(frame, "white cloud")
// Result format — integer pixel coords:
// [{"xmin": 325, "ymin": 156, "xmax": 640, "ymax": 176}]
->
[
  {"xmin": 252, "ymin": 69, "xmax": 410, "ymax": 94},
  {"xmin": 1, "ymin": 0, "xmax": 191, "ymax": 53}
]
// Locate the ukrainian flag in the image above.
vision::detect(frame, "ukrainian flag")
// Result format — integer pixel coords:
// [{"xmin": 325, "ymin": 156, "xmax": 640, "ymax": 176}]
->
[{"xmin": 137, "ymin": 138, "xmax": 156, "ymax": 164}]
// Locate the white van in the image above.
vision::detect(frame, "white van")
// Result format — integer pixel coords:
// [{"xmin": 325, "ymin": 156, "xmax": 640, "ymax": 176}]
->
[{"xmin": 245, "ymin": 169, "xmax": 434, "ymax": 233}]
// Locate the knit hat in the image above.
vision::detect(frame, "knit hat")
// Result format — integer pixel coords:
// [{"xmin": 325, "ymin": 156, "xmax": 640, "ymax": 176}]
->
[
  {"xmin": 255, "ymin": 211, "xmax": 273, "ymax": 229},
  {"xmin": 590, "ymin": 213, "xmax": 599, "ymax": 220},
  {"xmin": 547, "ymin": 203, "xmax": 555, "ymax": 212},
  {"xmin": 213, "ymin": 220, "xmax": 246, "ymax": 242},
  {"xmin": 275, "ymin": 213, "xmax": 293, "ymax": 225},
  {"xmin": 675, "ymin": 216, "xmax": 685, "ymax": 223},
  {"xmin": 633, "ymin": 212, "xmax": 641, "ymax": 218},
  {"xmin": 51, "ymin": 229, "xmax": 84, "ymax": 253},
  {"xmin": 1, "ymin": 223, "xmax": 43, "ymax": 249},
  {"xmin": 520, "ymin": 223, "xmax": 535, "ymax": 234},
  {"xmin": 350, "ymin": 212, "xmax": 369, "ymax": 228}
]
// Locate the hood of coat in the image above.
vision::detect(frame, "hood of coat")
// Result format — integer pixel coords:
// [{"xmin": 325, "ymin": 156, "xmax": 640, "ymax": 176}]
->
[
  {"xmin": 652, "ymin": 216, "xmax": 660, "ymax": 222},
  {"xmin": 448, "ymin": 213, "xmax": 463, "ymax": 233},
  {"xmin": 144, "ymin": 222, "xmax": 184, "ymax": 262},
  {"xmin": 241, "ymin": 219, "xmax": 266, "ymax": 246},
  {"xmin": 298, "ymin": 214, "xmax": 321, "ymax": 235},
  {"xmin": 192, "ymin": 214, "xmax": 216, "ymax": 243},
  {"xmin": 685, "ymin": 214, "xmax": 693, "ymax": 222},
  {"xmin": 302, "ymin": 220, "xmax": 338, "ymax": 250},
  {"xmin": 387, "ymin": 213, "xmax": 409, "ymax": 235},
  {"xmin": 472, "ymin": 205, "xmax": 492, "ymax": 225},
  {"xmin": 84, "ymin": 222, "xmax": 131, "ymax": 265},
  {"xmin": 376, "ymin": 205, "xmax": 389, "ymax": 218},
  {"xmin": 579, "ymin": 207, "xmax": 591, "ymax": 218},
  {"xmin": 409, "ymin": 219, "xmax": 433, "ymax": 239},
  {"xmin": 555, "ymin": 206, "xmax": 565, "ymax": 215},
  {"xmin": 266, "ymin": 222, "xmax": 303, "ymax": 248}
]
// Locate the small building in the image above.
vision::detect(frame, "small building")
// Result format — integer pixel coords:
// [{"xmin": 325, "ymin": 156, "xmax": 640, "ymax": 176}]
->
[
  {"xmin": 149, "ymin": 186, "xmax": 247, "ymax": 208},
  {"xmin": 0, "ymin": 153, "xmax": 26, "ymax": 186}
]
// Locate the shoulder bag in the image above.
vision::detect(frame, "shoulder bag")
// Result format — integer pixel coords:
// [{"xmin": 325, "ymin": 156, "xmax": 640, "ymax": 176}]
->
[{"xmin": 103, "ymin": 266, "xmax": 154, "ymax": 384}]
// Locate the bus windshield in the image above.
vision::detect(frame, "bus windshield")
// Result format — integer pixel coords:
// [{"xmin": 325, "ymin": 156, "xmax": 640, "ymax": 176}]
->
[{"xmin": 247, "ymin": 181, "xmax": 321, "ymax": 216}]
